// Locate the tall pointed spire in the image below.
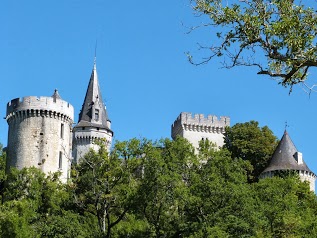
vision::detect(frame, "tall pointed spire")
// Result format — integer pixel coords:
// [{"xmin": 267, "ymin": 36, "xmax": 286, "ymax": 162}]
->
[
  {"xmin": 76, "ymin": 58, "xmax": 111, "ymax": 130},
  {"xmin": 73, "ymin": 57, "xmax": 113, "ymax": 162}
]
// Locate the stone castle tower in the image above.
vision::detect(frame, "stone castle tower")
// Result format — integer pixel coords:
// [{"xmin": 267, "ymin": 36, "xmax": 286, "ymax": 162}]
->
[
  {"xmin": 260, "ymin": 130, "xmax": 316, "ymax": 191},
  {"xmin": 5, "ymin": 58, "xmax": 113, "ymax": 180},
  {"xmin": 72, "ymin": 59, "xmax": 113, "ymax": 163},
  {"xmin": 5, "ymin": 90, "xmax": 74, "ymax": 182},
  {"xmin": 171, "ymin": 112, "xmax": 230, "ymax": 150}
]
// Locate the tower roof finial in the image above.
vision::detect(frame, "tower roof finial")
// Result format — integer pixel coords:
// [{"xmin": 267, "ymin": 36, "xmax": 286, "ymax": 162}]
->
[
  {"xmin": 284, "ymin": 121, "xmax": 289, "ymax": 132},
  {"xmin": 94, "ymin": 40, "xmax": 97, "ymax": 70}
]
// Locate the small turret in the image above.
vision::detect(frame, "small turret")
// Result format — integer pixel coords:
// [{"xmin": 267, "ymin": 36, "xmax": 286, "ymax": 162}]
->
[
  {"xmin": 52, "ymin": 89, "xmax": 62, "ymax": 102},
  {"xmin": 260, "ymin": 130, "xmax": 316, "ymax": 191},
  {"xmin": 72, "ymin": 58, "xmax": 113, "ymax": 163}
]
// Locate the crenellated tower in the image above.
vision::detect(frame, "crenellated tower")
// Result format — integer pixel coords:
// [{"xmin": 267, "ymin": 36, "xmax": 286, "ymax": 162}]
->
[
  {"xmin": 5, "ymin": 90, "xmax": 74, "ymax": 182},
  {"xmin": 72, "ymin": 59, "xmax": 113, "ymax": 163},
  {"xmin": 171, "ymin": 112, "xmax": 230, "ymax": 150}
]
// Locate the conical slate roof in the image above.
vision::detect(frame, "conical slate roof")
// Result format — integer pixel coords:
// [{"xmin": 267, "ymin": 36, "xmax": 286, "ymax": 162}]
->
[
  {"xmin": 75, "ymin": 60, "xmax": 112, "ymax": 131},
  {"xmin": 262, "ymin": 131, "xmax": 312, "ymax": 173}
]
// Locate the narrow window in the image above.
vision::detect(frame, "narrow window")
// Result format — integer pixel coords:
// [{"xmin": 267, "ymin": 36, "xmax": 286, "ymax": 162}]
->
[
  {"xmin": 95, "ymin": 109, "xmax": 99, "ymax": 121},
  {"xmin": 59, "ymin": 151, "xmax": 62, "ymax": 169},
  {"xmin": 60, "ymin": 123, "xmax": 64, "ymax": 139}
]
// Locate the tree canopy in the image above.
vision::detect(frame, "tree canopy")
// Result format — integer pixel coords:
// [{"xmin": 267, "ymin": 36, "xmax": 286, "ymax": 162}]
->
[
  {"xmin": 188, "ymin": 0, "xmax": 317, "ymax": 90},
  {"xmin": 0, "ymin": 138, "xmax": 316, "ymax": 237},
  {"xmin": 224, "ymin": 120, "xmax": 279, "ymax": 181}
]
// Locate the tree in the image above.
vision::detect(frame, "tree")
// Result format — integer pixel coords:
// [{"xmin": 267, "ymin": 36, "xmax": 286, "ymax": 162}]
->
[
  {"xmin": 0, "ymin": 144, "xmax": 6, "ymax": 200},
  {"xmin": 184, "ymin": 142, "xmax": 317, "ymax": 237},
  {"xmin": 0, "ymin": 167, "xmax": 92, "ymax": 237},
  {"xmin": 136, "ymin": 137, "xmax": 198, "ymax": 237},
  {"xmin": 184, "ymin": 147, "xmax": 256, "ymax": 237},
  {"xmin": 188, "ymin": 0, "xmax": 317, "ymax": 90},
  {"xmin": 71, "ymin": 139, "xmax": 144, "ymax": 238},
  {"xmin": 0, "ymin": 137, "xmax": 316, "ymax": 237},
  {"xmin": 253, "ymin": 176, "xmax": 317, "ymax": 237},
  {"xmin": 224, "ymin": 121, "xmax": 278, "ymax": 182},
  {"xmin": 0, "ymin": 146, "xmax": 87, "ymax": 237}
]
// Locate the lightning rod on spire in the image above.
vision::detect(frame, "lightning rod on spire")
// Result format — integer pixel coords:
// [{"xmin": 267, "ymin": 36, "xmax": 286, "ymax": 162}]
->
[{"xmin": 94, "ymin": 40, "xmax": 97, "ymax": 69}]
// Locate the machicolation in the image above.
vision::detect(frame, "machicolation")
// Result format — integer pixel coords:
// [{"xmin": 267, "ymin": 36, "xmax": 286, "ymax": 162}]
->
[
  {"xmin": 172, "ymin": 112, "xmax": 230, "ymax": 140},
  {"xmin": 5, "ymin": 93, "xmax": 74, "ymax": 182}
]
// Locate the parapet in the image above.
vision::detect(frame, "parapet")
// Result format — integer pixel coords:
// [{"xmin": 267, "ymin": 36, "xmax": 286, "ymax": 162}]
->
[
  {"xmin": 171, "ymin": 112, "xmax": 230, "ymax": 138},
  {"xmin": 6, "ymin": 96, "xmax": 74, "ymax": 121},
  {"xmin": 172, "ymin": 112, "xmax": 230, "ymax": 128}
]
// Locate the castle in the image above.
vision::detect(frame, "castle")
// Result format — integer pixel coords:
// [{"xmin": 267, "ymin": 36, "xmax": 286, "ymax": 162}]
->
[
  {"xmin": 172, "ymin": 113, "xmax": 316, "ymax": 191},
  {"xmin": 4, "ymin": 60, "xmax": 316, "ymax": 190},
  {"xmin": 5, "ymin": 59, "xmax": 113, "ymax": 182}
]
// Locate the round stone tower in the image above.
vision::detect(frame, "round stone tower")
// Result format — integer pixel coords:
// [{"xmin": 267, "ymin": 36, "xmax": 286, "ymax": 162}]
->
[{"xmin": 5, "ymin": 90, "xmax": 74, "ymax": 182}]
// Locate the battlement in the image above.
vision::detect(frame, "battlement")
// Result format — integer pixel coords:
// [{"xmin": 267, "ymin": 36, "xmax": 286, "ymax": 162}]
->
[
  {"xmin": 171, "ymin": 112, "xmax": 230, "ymax": 149},
  {"xmin": 6, "ymin": 96, "xmax": 74, "ymax": 121},
  {"xmin": 172, "ymin": 112, "xmax": 230, "ymax": 129}
]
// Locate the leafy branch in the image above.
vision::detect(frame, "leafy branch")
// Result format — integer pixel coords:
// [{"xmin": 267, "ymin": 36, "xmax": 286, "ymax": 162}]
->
[{"xmin": 188, "ymin": 0, "xmax": 317, "ymax": 90}]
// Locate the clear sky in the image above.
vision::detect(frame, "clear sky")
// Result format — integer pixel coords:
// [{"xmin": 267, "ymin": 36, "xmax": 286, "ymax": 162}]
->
[{"xmin": 1, "ymin": 1, "xmax": 317, "ymax": 173}]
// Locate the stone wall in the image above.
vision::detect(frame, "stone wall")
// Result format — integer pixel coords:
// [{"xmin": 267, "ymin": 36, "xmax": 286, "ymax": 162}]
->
[
  {"xmin": 299, "ymin": 170, "xmax": 316, "ymax": 192},
  {"xmin": 260, "ymin": 170, "xmax": 316, "ymax": 192},
  {"xmin": 7, "ymin": 96, "xmax": 73, "ymax": 118},
  {"xmin": 171, "ymin": 112, "xmax": 230, "ymax": 150},
  {"xmin": 6, "ymin": 96, "xmax": 74, "ymax": 182},
  {"xmin": 72, "ymin": 127, "xmax": 112, "ymax": 163}
]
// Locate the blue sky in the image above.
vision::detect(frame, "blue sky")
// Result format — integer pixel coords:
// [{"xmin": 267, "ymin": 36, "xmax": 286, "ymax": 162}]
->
[{"xmin": 1, "ymin": 1, "xmax": 317, "ymax": 173}]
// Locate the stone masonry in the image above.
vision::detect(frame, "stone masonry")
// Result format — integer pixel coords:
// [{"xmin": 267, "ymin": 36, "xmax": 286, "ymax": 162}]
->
[
  {"xmin": 72, "ymin": 60, "xmax": 113, "ymax": 163},
  {"xmin": 5, "ymin": 59, "xmax": 112, "ymax": 182},
  {"xmin": 5, "ymin": 92, "xmax": 74, "ymax": 182},
  {"xmin": 171, "ymin": 112, "xmax": 230, "ymax": 150}
]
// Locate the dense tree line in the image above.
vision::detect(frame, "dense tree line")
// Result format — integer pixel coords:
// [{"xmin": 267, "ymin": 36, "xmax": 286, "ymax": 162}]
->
[{"xmin": 0, "ymin": 122, "xmax": 316, "ymax": 237}]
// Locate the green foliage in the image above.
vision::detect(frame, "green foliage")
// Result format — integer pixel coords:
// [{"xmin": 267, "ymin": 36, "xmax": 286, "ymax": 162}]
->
[
  {"xmin": 0, "ymin": 200, "xmax": 39, "ymax": 238},
  {"xmin": 189, "ymin": 0, "xmax": 317, "ymax": 89},
  {"xmin": 136, "ymin": 137, "xmax": 197, "ymax": 237},
  {"xmin": 197, "ymin": 137, "xmax": 217, "ymax": 162},
  {"xmin": 0, "ymin": 138, "xmax": 316, "ymax": 237},
  {"xmin": 71, "ymin": 139, "xmax": 145, "ymax": 238},
  {"xmin": 185, "ymin": 148, "xmax": 255, "ymax": 237},
  {"xmin": 253, "ymin": 176, "xmax": 317, "ymax": 237},
  {"xmin": 38, "ymin": 211, "xmax": 95, "ymax": 238},
  {"xmin": 112, "ymin": 214, "xmax": 151, "ymax": 238},
  {"xmin": 0, "ymin": 167, "xmax": 93, "ymax": 237},
  {"xmin": 0, "ymin": 144, "xmax": 6, "ymax": 200},
  {"xmin": 224, "ymin": 121, "xmax": 278, "ymax": 181}
]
